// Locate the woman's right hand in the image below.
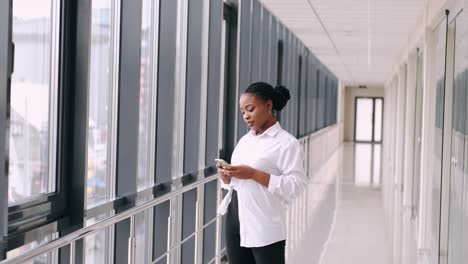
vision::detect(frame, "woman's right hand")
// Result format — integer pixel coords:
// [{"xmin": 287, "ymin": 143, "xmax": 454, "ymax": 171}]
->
[{"xmin": 217, "ymin": 164, "xmax": 232, "ymax": 184}]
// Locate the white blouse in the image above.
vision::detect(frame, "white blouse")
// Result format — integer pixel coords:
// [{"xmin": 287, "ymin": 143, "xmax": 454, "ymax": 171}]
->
[{"xmin": 218, "ymin": 122, "xmax": 306, "ymax": 248}]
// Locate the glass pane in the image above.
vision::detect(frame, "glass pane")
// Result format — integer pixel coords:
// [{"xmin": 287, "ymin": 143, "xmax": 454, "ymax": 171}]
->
[
  {"xmin": 374, "ymin": 99, "xmax": 383, "ymax": 142},
  {"xmin": 430, "ymin": 20, "xmax": 447, "ymax": 264},
  {"xmin": 137, "ymin": 0, "xmax": 155, "ymax": 190},
  {"xmin": 449, "ymin": 12, "xmax": 468, "ymax": 263},
  {"xmin": 355, "ymin": 98, "xmax": 373, "ymax": 141},
  {"xmin": 136, "ymin": 208, "xmax": 153, "ymax": 263},
  {"xmin": 412, "ymin": 52, "xmax": 424, "ymax": 217},
  {"xmin": 86, "ymin": 0, "xmax": 117, "ymax": 207},
  {"xmin": 205, "ymin": 0, "xmax": 222, "ymax": 165},
  {"xmin": 463, "ymin": 7, "xmax": 468, "ymax": 259},
  {"xmin": 184, "ymin": 0, "xmax": 203, "ymax": 173},
  {"xmin": 7, "ymin": 234, "xmax": 58, "ymax": 263},
  {"xmin": 85, "ymin": 214, "xmax": 114, "ymax": 264},
  {"xmin": 8, "ymin": 0, "xmax": 58, "ymax": 205}
]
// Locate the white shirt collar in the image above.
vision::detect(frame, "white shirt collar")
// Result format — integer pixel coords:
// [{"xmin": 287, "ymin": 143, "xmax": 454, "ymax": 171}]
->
[{"xmin": 249, "ymin": 122, "xmax": 281, "ymax": 137}]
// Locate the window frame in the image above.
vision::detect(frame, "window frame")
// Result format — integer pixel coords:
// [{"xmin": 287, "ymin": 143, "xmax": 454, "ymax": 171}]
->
[
  {"xmin": 6, "ymin": 0, "xmax": 72, "ymax": 250},
  {"xmin": 6, "ymin": 0, "xmax": 61, "ymax": 208},
  {"xmin": 0, "ymin": 0, "xmax": 12, "ymax": 259}
]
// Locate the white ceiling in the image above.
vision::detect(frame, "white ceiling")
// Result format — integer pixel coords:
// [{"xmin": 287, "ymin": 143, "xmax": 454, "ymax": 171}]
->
[{"xmin": 260, "ymin": 0, "xmax": 427, "ymax": 86}]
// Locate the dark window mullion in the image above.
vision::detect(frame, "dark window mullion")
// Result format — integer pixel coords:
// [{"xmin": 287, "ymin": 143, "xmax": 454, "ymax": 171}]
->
[
  {"xmin": 58, "ymin": 0, "xmax": 93, "ymax": 262},
  {"xmin": 114, "ymin": 0, "xmax": 142, "ymax": 263},
  {"xmin": 0, "ymin": 0, "xmax": 12, "ymax": 259}
]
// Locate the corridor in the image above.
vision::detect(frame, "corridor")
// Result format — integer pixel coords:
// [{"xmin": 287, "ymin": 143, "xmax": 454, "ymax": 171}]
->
[
  {"xmin": 293, "ymin": 143, "xmax": 391, "ymax": 264},
  {"xmin": 2, "ymin": 0, "xmax": 468, "ymax": 263}
]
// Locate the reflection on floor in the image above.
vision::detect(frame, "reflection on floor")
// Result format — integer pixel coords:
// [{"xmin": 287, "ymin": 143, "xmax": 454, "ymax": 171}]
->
[{"xmin": 293, "ymin": 142, "xmax": 391, "ymax": 264}]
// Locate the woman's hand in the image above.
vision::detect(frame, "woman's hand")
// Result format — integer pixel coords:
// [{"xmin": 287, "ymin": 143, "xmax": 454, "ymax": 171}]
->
[
  {"xmin": 217, "ymin": 164, "xmax": 232, "ymax": 184},
  {"xmin": 219, "ymin": 165, "xmax": 271, "ymax": 188},
  {"xmin": 222, "ymin": 165, "xmax": 257, "ymax": 180}
]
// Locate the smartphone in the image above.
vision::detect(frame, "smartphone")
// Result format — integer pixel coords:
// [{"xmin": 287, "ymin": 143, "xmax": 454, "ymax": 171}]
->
[{"xmin": 214, "ymin": 158, "xmax": 231, "ymax": 169}]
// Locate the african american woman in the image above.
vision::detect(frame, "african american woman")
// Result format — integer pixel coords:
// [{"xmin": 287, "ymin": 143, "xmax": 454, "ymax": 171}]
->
[{"xmin": 217, "ymin": 82, "xmax": 306, "ymax": 264}]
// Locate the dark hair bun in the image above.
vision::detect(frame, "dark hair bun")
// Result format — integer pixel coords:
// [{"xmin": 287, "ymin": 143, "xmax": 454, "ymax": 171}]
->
[
  {"xmin": 273, "ymin": 85, "xmax": 290, "ymax": 111},
  {"xmin": 244, "ymin": 82, "xmax": 291, "ymax": 111}
]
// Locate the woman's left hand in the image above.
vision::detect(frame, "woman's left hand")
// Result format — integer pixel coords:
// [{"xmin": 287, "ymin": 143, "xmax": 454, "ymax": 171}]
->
[{"xmin": 222, "ymin": 165, "xmax": 257, "ymax": 180}]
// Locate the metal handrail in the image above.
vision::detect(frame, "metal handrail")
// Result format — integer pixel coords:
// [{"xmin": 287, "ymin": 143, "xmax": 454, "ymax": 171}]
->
[
  {"xmin": 1, "ymin": 174, "xmax": 219, "ymax": 264},
  {"xmin": 2, "ymin": 126, "xmax": 339, "ymax": 264}
]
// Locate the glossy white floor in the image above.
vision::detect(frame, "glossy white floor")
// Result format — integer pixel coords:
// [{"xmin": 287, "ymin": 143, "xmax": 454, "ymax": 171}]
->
[{"xmin": 292, "ymin": 142, "xmax": 392, "ymax": 264}]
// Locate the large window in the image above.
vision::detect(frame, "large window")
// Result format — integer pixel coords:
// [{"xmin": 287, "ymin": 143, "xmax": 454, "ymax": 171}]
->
[
  {"xmin": 1, "ymin": 0, "xmax": 339, "ymax": 262},
  {"xmin": 136, "ymin": 1, "xmax": 158, "ymax": 263},
  {"xmin": 86, "ymin": 0, "xmax": 119, "ymax": 207},
  {"xmin": 8, "ymin": 0, "xmax": 59, "ymax": 205},
  {"xmin": 84, "ymin": 1, "xmax": 120, "ymax": 262},
  {"xmin": 137, "ymin": 0, "xmax": 158, "ymax": 191}
]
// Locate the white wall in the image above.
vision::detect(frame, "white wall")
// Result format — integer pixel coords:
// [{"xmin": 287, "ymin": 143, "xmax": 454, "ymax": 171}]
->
[{"xmin": 383, "ymin": 1, "xmax": 465, "ymax": 263}]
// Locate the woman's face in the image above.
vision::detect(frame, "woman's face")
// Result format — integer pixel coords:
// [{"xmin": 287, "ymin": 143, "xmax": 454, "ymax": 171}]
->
[{"xmin": 239, "ymin": 93, "xmax": 273, "ymax": 133}]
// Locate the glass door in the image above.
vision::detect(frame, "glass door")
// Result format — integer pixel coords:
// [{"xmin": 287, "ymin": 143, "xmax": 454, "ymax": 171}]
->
[
  {"xmin": 446, "ymin": 9, "xmax": 468, "ymax": 264},
  {"xmin": 430, "ymin": 17, "xmax": 447, "ymax": 264},
  {"xmin": 354, "ymin": 97, "xmax": 384, "ymax": 143},
  {"xmin": 411, "ymin": 50, "xmax": 424, "ymax": 226}
]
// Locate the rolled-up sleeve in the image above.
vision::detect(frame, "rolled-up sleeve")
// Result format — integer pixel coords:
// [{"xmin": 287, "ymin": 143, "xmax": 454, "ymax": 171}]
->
[
  {"xmin": 267, "ymin": 140, "xmax": 306, "ymax": 202},
  {"xmin": 220, "ymin": 179, "xmax": 231, "ymax": 190}
]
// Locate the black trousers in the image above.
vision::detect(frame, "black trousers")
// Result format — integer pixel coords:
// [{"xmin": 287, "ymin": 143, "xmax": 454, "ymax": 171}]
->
[{"xmin": 224, "ymin": 190, "xmax": 286, "ymax": 264}]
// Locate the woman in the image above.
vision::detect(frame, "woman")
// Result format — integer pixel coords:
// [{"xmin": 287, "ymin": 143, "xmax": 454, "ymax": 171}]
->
[{"xmin": 217, "ymin": 82, "xmax": 306, "ymax": 264}]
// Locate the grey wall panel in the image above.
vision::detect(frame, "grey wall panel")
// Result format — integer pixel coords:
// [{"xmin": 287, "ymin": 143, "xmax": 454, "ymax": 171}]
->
[
  {"xmin": 306, "ymin": 57, "xmax": 314, "ymax": 133},
  {"xmin": 182, "ymin": 189, "xmax": 197, "ymax": 238},
  {"xmin": 181, "ymin": 237, "xmax": 195, "ymax": 264},
  {"xmin": 202, "ymin": 181, "xmax": 217, "ymax": 262},
  {"xmin": 329, "ymin": 80, "xmax": 332, "ymax": 125},
  {"xmin": 314, "ymin": 67, "xmax": 320, "ymax": 131},
  {"xmin": 269, "ymin": 17, "xmax": 277, "ymax": 85},
  {"xmin": 205, "ymin": 0, "xmax": 223, "ymax": 165},
  {"xmin": 325, "ymin": 76, "xmax": 330, "ymax": 126},
  {"xmin": 202, "ymin": 223, "xmax": 216, "ymax": 264},
  {"xmin": 317, "ymin": 68, "xmax": 325, "ymax": 129},
  {"xmin": 181, "ymin": 189, "xmax": 197, "ymax": 263},
  {"xmin": 330, "ymin": 80, "xmax": 334, "ymax": 125},
  {"xmin": 260, "ymin": 8, "xmax": 270, "ymax": 82},
  {"xmin": 286, "ymin": 35, "xmax": 293, "ymax": 132},
  {"xmin": 289, "ymin": 34, "xmax": 296, "ymax": 134},
  {"xmin": 277, "ymin": 22, "xmax": 284, "ymax": 86},
  {"xmin": 115, "ymin": 1, "xmax": 142, "ymax": 262},
  {"xmin": 203, "ymin": 181, "xmax": 217, "ymax": 223},
  {"xmin": 156, "ymin": 0, "xmax": 178, "ymax": 183},
  {"xmin": 153, "ymin": 201, "xmax": 170, "ymax": 262},
  {"xmin": 184, "ymin": 0, "xmax": 204, "ymax": 173},
  {"xmin": 303, "ymin": 52, "xmax": 309, "ymax": 134},
  {"xmin": 250, "ymin": 0, "xmax": 262, "ymax": 82},
  {"xmin": 237, "ymin": 0, "xmax": 252, "ymax": 140},
  {"xmin": 117, "ymin": 0, "xmax": 141, "ymax": 198},
  {"xmin": 299, "ymin": 53, "xmax": 307, "ymax": 136},
  {"xmin": 224, "ymin": 0, "xmax": 239, "ymax": 162},
  {"xmin": 0, "ymin": 0, "xmax": 10, "ymax": 251},
  {"xmin": 292, "ymin": 38, "xmax": 299, "ymax": 135},
  {"xmin": 312, "ymin": 57, "xmax": 318, "ymax": 132},
  {"xmin": 279, "ymin": 25, "xmax": 288, "ymax": 128},
  {"xmin": 333, "ymin": 79, "xmax": 337, "ymax": 123},
  {"xmin": 284, "ymin": 31, "xmax": 292, "ymax": 133},
  {"xmin": 308, "ymin": 57, "xmax": 312, "ymax": 133},
  {"xmin": 289, "ymin": 37, "xmax": 295, "ymax": 134}
]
